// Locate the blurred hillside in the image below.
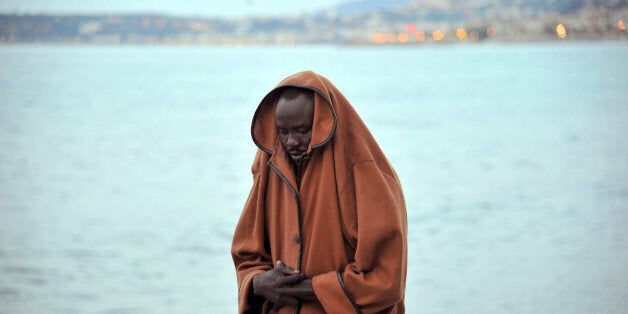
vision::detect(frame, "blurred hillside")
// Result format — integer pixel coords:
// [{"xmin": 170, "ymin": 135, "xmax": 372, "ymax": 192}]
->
[{"xmin": 1, "ymin": 0, "xmax": 626, "ymax": 45}]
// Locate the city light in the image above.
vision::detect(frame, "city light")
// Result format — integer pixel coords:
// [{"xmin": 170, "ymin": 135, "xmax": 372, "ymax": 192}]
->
[
  {"xmin": 556, "ymin": 24, "xmax": 567, "ymax": 38},
  {"xmin": 371, "ymin": 33, "xmax": 387, "ymax": 43},
  {"xmin": 398, "ymin": 32, "xmax": 409, "ymax": 43},
  {"xmin": 469, "ymin": 30, "xmax": 480, "ymax": 41},
  {"xmin": 415, "ymin": 31, "xmax": 426, "ymax": 42},
  {"xmin": 406, "ymin": 23, "xmax": 417, "ymax": 35},
  {"xmin": 432, "ymin": 29, "xmax": 445, "ymax": 41},
  {"xmin": 369, "ymin": 18, "xmax": 607, "ymax": 45},
  {"xmin": 456, "ymin": 28, "xmax": 467, "ymax": 40},
  {"xmin": 487, "ymin": 26, "xmax": 497, "ymax": 37}
]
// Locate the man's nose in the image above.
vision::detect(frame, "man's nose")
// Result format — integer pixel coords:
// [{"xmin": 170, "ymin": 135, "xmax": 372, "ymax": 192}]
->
[{"xmin": 286, "ymin": 133, "xmax": 300, "ymax": 149}]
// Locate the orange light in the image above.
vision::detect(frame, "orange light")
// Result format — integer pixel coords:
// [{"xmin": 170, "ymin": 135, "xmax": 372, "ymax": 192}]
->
[
  {"xmin": 469, "ymin": 30, "xmax": 480, "ymax": 41},
  {"xmin": 415, "ymin": 31, "xmax": 426, "ymax": 42},
  {"xmin": 486, "ymin": 26, "xmax": 496, "ymax": 38},
  {"xmin": 386, "ymin": 33, "xmax": 397, "ymax": 43},
  {"xmin": 432, "ymin": 29, "xmax": 445, "ymax": 41},
  {"xmin": 371, "ymin": 33, "xmax": 387, "ymax": 43},
  {"xmin": 456, "ymin": 28, "xmax": 467, "ymax": 40},
  {"xmin": 406, "ymin": 23, "xmax": 417, "ymax": 35},
  {"xmin": 398, "ymin": 33, "xmax": 409, "ymax": 43},
  {"xmin": 556, "ymin": 24, "xmax": 567, "ymax": 38},
  {"xmin": 619, "ymin": 20, "xmax": 625, "ymax": 31}
]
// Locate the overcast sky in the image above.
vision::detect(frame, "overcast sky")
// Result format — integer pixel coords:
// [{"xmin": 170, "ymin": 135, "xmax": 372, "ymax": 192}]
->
[{"xmin": 0, "ymin": 0, "xmax": 347, "ymax": 18}]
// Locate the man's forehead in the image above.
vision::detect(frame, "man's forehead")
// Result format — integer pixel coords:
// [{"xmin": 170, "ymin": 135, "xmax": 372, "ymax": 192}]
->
[
  {"xmin": 276, "ymin": 94, "xmax": 313, "ymax": 113},
  {"xmin": 275, "ymin": 94, "xmax": 314, "ymax": 126}
]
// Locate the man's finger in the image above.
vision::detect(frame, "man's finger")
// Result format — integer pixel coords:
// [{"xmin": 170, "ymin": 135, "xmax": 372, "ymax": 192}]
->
[
  {"xmin": 280, "ymin": 273, "xmax": 307, "ymax": 285},
  {"xmin": 275, "ymin": 260, "xmax": 300, "ymax": 275},
  {"xmin": 277, "ymin": 266, "xmax": 299, "ymax": 275}
]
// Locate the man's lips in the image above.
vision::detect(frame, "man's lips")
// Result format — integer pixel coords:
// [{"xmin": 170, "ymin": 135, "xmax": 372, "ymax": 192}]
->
[{"xmin": 289, "ymin": 151, "xmax": 305, "ymax": 159}]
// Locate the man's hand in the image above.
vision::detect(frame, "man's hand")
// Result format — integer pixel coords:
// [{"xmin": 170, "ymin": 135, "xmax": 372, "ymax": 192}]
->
[
  {"xmin": 252, "ymin": 261, "xmax": 307, "ymax": 310},
  {"xmin": 285, "ymin": 279, "xmax": 318, "ymax": 301}
]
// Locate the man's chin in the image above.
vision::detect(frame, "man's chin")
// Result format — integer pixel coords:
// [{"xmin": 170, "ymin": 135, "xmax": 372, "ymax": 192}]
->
[{"xmin": 290, "ymin": 153, "xmax": 305, "ymax": 164}]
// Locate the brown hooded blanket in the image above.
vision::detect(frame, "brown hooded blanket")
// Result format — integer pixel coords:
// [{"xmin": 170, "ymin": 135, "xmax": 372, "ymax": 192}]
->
[{"xmin": 232, "ymin": 71, "xmax": 407, "ymax": 313}]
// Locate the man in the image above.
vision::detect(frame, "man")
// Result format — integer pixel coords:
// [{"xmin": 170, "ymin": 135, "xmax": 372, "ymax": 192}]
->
[{"xmin": 232, "ymin": 71, "xmax": 407, "ymax": 313}]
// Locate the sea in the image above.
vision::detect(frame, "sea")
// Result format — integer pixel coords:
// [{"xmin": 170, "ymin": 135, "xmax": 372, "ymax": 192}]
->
[{"xmin": 0, "ymin": 42, "xmax": 627, "ymax": 313}]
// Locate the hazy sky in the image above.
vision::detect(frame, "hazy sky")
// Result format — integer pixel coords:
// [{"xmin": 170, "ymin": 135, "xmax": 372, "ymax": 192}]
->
[{"xmin": 0, "ymin": 0, "xmax": 347, "ymax": 18}]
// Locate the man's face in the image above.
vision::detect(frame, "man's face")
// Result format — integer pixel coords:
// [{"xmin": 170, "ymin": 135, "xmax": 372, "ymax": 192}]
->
[{"xmin": 275, "ymin": 93, "xmax": 314, "ymax": 164}]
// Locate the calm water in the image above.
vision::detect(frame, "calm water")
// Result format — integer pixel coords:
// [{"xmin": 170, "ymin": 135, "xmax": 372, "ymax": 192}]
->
[{"xmin": 0, "ymin": 43, "xmax": 627, "ymax": 313}]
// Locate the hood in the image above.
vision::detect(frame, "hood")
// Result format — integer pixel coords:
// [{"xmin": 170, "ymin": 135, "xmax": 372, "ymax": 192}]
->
[{"xmin": 251, "ymin": 71, "xmax": 337, "ymax": 155}]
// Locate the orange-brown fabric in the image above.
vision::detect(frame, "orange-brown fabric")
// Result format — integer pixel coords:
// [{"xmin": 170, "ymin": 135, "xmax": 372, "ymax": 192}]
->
[{"xmin": 232, "ymin": 71, "xmax": 407, "ymax": 313}]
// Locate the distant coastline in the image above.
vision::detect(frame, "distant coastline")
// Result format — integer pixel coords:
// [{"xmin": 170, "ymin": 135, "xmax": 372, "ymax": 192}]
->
[{"xmin": 1, "ymin": 3, "xmax": 626, "ymax": 46}]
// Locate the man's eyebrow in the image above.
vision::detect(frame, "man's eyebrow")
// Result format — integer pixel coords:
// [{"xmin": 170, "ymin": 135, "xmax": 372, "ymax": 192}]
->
[{"xmin": 276, "ymin": 124, "xmax": 311, "ymax": 129}]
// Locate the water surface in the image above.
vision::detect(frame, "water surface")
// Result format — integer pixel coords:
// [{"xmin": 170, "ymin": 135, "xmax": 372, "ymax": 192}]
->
[{"xmin": 1, "ymin": 43, "xmax": 627, "ymax": 313}]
